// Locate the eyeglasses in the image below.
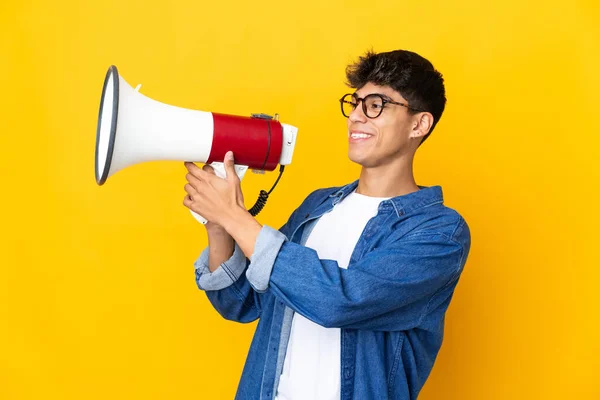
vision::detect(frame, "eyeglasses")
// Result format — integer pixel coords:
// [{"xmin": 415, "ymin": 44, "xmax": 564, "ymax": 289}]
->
[{"xmin": 339, "ymin": 93, "xmax": 424, "ymax": 119}]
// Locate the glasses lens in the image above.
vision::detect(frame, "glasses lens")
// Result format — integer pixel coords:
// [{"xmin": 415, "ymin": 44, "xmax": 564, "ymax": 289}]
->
[
  {"xmin": 364, "ymin": 94, "xmax": 384, "ymax": 118},
  {"xmin": 341, "ymin": 94, "xmax": 357, "ymax": 117}
]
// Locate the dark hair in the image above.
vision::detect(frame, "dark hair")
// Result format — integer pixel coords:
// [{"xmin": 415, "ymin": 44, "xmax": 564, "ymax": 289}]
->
[{"xmin": 345, "ymin": 50, "xmax": 446, "ymax": 145}]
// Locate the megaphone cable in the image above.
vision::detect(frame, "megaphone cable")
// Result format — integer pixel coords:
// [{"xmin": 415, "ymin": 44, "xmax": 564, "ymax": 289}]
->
[{"xmin": 248, "ymin": 165, "xmax": 285, "ymax": 217}]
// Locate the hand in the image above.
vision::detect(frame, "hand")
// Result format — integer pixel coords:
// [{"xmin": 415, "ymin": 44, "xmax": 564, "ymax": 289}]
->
[
  {"xmin": 183, "ymin": 151, "xmax": 246, "ymax": 227},
  {"xmin": 184, "ymin": 163, "xmax": 222, "ymax": 232}
]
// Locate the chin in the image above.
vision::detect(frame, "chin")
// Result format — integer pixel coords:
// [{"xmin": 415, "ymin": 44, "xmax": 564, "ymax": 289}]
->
[{"xmin": 348, "ymin": 151, "xmax": 372, "ymax": 168}]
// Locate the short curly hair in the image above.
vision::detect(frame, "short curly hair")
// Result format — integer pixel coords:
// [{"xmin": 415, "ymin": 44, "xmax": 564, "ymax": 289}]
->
[{"xmin": 345, "ymin": 50, "xmax": 446, "ymax": 145}]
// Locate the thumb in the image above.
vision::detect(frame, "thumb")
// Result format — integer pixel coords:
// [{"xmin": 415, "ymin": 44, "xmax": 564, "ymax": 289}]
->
[{"xmin": 224, "ymin": 151, "xmax": 237, "ymax": 181}]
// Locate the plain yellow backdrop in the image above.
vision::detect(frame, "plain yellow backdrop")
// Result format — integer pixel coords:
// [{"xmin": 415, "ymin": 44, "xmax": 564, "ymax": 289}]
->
[{"xmin": 1, "ymin": 0, "xmax": 599, "ymax": 398}]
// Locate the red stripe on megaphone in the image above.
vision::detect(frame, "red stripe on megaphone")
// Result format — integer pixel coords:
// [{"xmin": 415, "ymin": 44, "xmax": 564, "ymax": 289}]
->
[{"xmin": 208, "ymin": 113, "xmax": 283, "ymax": 171}]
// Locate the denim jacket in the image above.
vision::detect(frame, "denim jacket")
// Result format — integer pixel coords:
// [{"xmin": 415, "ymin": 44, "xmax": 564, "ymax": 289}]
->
[{"xmin": 194, "ymin": 180, "xmax": 471, "ymax": 400}]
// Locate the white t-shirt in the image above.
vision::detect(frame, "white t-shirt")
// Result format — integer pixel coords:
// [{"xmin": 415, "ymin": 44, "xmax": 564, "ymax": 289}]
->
[{"xmin": 275, "ymin": 190, "xmax": 390, "ymax": 400}]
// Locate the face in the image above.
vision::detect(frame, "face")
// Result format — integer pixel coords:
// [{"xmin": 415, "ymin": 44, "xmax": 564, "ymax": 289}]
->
[{"xmin": 346, "ymin": 82, "xmax": 422, "ymax": 168}]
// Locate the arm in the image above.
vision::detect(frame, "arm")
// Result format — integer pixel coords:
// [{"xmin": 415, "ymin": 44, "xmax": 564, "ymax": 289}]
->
[
  {"xmin": 185, "ymin": 157, "xmax": 262, "ymax": 322},
  {"xmin": 231, "ymin": 219, "xmax": 471, "ymax": 331},
  {"xmin": 206, "ymin": 224, "xmax": 234, "ymax": 272},
  {"xmin": 194, "ymin": 200, "xmax": 304, "ymax": 323},
  {"xmin": 194, "ymin": 239, "xmax": 258, "ymax": 323}
]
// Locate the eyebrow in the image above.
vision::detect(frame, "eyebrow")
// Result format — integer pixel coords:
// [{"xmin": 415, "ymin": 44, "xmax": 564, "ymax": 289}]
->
[{"xmin": 353, "ymin": 92, "xmax": 395, "ymax": 101}]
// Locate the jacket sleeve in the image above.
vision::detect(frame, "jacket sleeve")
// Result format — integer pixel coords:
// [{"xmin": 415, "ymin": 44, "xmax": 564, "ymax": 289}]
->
[
  {"xmin": 245, "ymin": 219, "xmax": 471, "ymax": 331},
  {"xmin": 194, "ymin": 242, "xmax": 261, "ymax": 323},
  {"xmin": 193, "ymin": 201, "xmax": 305, "ymax": 323}
]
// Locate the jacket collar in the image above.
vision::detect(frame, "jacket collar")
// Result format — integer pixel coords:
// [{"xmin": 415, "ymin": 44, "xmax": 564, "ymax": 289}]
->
[{"xmin": 328, "ymin": 180, "xmax": 444, "ymax": 217}]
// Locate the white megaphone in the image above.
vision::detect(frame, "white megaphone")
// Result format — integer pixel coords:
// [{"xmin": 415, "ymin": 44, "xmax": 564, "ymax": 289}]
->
[{"xmin": 95, "ymin": 65, "xmax": 298, "ymax": 224}]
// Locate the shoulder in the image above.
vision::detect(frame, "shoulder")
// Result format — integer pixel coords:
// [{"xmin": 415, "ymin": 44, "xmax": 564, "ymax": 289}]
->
[
  {"xmin": 385, "ymin": 205, "xmax": 471, "ymax": 273},
  {"xmin": 404, "ymin": 203, "xmax": 471, "ymax": 250}
]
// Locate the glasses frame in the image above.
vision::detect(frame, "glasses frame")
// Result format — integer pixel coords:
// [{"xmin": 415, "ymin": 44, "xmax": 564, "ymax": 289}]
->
[{"xmin": 339, "ymin": 93, "xmax": 425, "ymax": 118}]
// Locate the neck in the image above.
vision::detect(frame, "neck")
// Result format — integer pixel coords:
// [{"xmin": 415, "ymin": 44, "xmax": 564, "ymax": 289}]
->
[{"xmin": 356, "ymin": 155, "xmax": 420, "ymax": 198}]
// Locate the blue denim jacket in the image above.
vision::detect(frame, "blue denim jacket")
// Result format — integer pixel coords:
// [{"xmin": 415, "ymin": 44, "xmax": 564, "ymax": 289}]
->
[{"xmin": 194, "ymin": 180, "xmax": 471, "ymax": 400}]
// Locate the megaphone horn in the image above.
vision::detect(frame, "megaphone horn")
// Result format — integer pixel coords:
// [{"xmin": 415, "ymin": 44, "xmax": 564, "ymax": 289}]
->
[{"xmin": 95, "ymin": 65, "xmax": 299, "ymax": 223}]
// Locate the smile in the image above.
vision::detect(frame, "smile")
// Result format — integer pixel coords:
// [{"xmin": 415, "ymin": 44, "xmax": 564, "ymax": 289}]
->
[{"xmin": 349, "ymin": 131, "xmax": 374, "ymax": 142}]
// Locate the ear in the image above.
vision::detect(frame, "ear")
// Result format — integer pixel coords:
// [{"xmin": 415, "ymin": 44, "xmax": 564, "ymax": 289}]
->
[{"xmin": 409, "ymin": 112, "xmax": 434, "ymax": 140}]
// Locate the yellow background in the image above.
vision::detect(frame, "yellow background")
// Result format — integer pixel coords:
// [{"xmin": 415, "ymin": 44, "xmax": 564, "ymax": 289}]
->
[{"xmin": 1, "ymin": 0, "xmax": 599, "ymax": 398}]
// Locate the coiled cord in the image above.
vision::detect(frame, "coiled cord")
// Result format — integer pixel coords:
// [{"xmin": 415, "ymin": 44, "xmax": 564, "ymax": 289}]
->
[
  {"xmin": 248, "ymin": 190, "xmax": 269, "ymax": 216},
  {"xmin": 248, "ymin": 165, "xmax": 285, "ymax": 217}
]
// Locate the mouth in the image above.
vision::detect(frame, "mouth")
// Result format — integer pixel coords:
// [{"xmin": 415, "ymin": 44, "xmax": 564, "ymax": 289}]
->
[{"xmin": 349, "ymin": 131, "xmax": 375, "ymax": 143}]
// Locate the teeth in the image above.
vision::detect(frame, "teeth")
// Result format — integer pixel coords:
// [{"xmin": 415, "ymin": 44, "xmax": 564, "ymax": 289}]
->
[{"xmin": 351, "ymin": 133, "xmax": 370, "ymax": 139}]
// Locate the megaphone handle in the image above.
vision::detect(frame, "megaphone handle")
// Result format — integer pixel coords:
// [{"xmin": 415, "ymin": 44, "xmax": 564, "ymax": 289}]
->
[{"xmin": 190, "ymin": 162, "xmax": 249, "ymax": 224}]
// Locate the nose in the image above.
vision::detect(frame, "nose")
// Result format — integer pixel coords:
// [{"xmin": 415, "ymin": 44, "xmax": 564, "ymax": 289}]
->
[{"xmin": 348, "ymin": 100, "xmax": 367, "ymax": 123}]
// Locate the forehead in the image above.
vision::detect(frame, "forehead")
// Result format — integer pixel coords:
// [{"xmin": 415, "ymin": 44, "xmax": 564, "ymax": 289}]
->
[{"xmin": 355, "ymin": 82, "xmax": 404, "ymax": 101}]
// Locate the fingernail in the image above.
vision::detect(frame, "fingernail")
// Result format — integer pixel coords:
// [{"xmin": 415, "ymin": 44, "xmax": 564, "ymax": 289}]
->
[{"xmin": 226, "ymin": 151, "xmax": 234, "ymax": 160}]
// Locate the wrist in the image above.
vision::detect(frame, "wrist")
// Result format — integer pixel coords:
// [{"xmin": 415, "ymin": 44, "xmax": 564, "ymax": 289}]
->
[
  {"xmin": 223, "ymin": 206, "xmax": 262, "ymax": 258},
  {"xmin": 222, "ymin": 206, "xmax": 249, "ymax": 233},
  {"xmin": 205, "ymin": 223, "xmax": 229, "ymax": 237}
]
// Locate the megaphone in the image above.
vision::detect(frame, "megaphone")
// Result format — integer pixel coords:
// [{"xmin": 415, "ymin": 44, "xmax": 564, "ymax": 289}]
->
[{"xmin": 95, "ymin": 65, "xmax": 298, "ymax": 224}]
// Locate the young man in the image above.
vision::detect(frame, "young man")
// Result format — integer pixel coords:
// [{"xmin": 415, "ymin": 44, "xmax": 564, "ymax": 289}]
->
[{"xmin": 183, "ymin": 50, "xmax": 471, "ymax": 400}]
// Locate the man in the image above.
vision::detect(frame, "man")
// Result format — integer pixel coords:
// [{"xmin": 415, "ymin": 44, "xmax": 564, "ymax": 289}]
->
[{"xmin": 183, "ymin": 49, "xmax": 471, "ymax": 400}]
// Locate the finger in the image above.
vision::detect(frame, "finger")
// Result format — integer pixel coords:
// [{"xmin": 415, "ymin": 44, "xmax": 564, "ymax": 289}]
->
[
  {"xmin": 185, "ymin": 161, "xmax": 209, "ymax": 179},
  {"xmin": 190, "ymin": 165, "xmax": 216, "ymax": 183},
  {"xmin": 184, "ymin": 162, "xmax": 199, "ymax": 172},
  {"xmin": 184, "ymin": 183, "xmax": 198, "ymax": 196},
  {"xmin": 224, "ymin": 151, "xmax": 238, "ymax": 182},
  {"xmin": 202, "ymin": 164, "xmax": 216, "ymax": 175},
  {"xmin": 183, "ymin": 194, "xmax": 193, "ymax": 209},
  {"xmin": 185, "ymin": 172, "xmax": 205, "ymax": 192}
]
